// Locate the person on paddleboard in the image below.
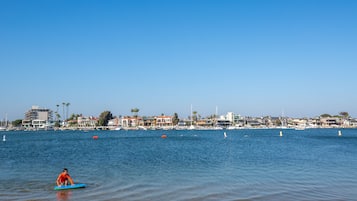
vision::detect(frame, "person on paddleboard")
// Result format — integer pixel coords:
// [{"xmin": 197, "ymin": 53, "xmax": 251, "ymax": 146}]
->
[{"xmin": 56, "ymin": 168, "xmax": 74, "ymax": 186}]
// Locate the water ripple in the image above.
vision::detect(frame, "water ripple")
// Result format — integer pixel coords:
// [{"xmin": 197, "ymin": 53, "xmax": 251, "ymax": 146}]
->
[{"xmin": 1, "ymin": 129, "xmax": 357, "ymax": 200}]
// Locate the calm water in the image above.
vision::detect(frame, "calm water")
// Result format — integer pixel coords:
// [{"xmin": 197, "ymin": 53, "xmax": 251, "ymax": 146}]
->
[{"xmin": 1, "ymin": 129, "xmax": 357, "ymax": 201}]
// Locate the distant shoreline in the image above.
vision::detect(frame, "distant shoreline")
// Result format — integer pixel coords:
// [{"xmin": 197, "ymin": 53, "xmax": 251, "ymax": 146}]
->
[{"xmin": 2, "ymin": 125, "xmax": 357, "ymax": 132}]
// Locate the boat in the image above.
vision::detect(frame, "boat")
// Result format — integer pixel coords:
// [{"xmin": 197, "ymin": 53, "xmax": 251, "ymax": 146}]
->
[
  {"xmin": 188, "ymin": 125, "xmax": 196, "ymax": 130},
  {"xmin": 295, "ymin": 125, "xmax": 306, "ymax": 130},
  {"xmin": 213, "ymin": 126, "xmax": 223, "ymax": 130},
  {"xmin": 138, "ymin": 126, "xmax": 147, "ymax": 130},
  {"xmin": 0, "ymin": 114, "xmax": 8, "ymax": 131},
  {"xmin": 188, "ymin": 104, "xmax": 196, "ymax": 130},
  {"xmin": 114, "ymin": 127, "xmax": 122, "ymax": 131}
]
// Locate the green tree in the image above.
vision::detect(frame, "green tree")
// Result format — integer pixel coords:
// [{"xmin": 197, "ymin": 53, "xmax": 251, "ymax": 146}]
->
[
  {"xmin": 55, "ymin": 112, "xmax": 61, "ymax": 120},
  {"xmin": 66, "ymin": 103, "xmax": 70, "ymax": 120},
  {"xmin": 192, "ymin": 111, "xmax": 198, "ymax": 122},
  {"xmin": 339, "ymin": 112, "xmax": 349, "ymax": 118},
  {"xmin": 67, "ymin": 113, "xmax": 80, "ymax": 127},
  {"xmin": 131, "ymin": 108, "xmax": 140, "ymax": 126},
  {"xmin": 172, "ymin": 113, "xmax": 179, "ymax": 125},
  {"xmin": 320, "ymin": 114, "xmax": 332, "ymax": 118},
  {"xmin": 131, "ymin": 108, "xmax": 139, "ymax": 117},
  {"xmin": 54, "ymin": 121, "xmax": 61, "ymax": 127},
  {"xmin": 12, "ymin": 119, "xmax": 23, "ymax": 127},
  {"xmin": 55, "ymin": 112, "xmax": 61, "ymax": 127},
  {"xmin": 62, "ymin": 102, "xmax": 66, "ymax": 121},
  {"xmin": 56, "ymin": 104, "xmax": 60, "ymax": 121},
  {"xmin": 68, "ymin": 113, "xmax": 81, "ymax": 121},
  {"xmin": 98, "ymin": 111, "xmax": 113, "ymax": 126}
]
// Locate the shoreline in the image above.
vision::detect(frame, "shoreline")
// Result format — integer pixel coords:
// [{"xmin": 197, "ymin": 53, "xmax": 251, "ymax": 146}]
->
[{"xmin": 2, "ymin": 125, "xmax": 357, "ymax": 132}]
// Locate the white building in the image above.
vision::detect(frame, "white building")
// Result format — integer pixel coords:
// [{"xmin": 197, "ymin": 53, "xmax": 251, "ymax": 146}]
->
[
  {"xmin": 77, "ymin": 116, "xmax": 98, "ymax": 128},
  {"xmin": 226, "ymin": 112, "xmax": 234, "ymax": 123},
  {"xmin": 156, "ymin": 116, "xmax": 173, "ymax": 127}
]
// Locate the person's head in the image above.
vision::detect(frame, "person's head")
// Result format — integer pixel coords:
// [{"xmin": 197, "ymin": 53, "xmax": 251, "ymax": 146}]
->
[{"xmin": 63, "ymin": 168, "xmax": 68, "ymax": 173}]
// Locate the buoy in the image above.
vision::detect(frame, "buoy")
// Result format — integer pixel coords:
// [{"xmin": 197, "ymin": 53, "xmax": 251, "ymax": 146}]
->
[
  {"xmin": 2, "ymin": 135, "xmax": 6, "ymax": 142},
  {"xmin": 92, "ymin": 135, "xmax": 98, "ymax": 140},
  {"xmin": 279, "ymin": 131, "xmax": 283, "ymax": 137},
  {"xmin": 338, "ymin": 130, "xmax": 342, "ymax": 137},
  {"xmin": 224, "ymin": 132, "xmax": 227, "ymax": 139},
  {"xmin": 161, "ymin": 134, "xmax": 167, "ymax": 139}
]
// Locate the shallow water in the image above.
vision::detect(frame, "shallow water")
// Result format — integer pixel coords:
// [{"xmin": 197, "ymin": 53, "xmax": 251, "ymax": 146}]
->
[{"xmin": 1, "ymin": 129, "xmax": 357, "ymax": 200}]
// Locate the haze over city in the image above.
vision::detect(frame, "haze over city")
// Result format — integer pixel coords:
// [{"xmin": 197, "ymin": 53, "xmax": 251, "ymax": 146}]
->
[{"xmin": 1, "ymin": 0, "xmax": 356, "ymax": 120}]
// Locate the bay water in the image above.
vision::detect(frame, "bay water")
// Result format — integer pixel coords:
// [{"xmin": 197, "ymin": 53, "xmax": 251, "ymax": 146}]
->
[{"xmin": 1, "ymin": 129, "xmax": 357, "ymax": 200}]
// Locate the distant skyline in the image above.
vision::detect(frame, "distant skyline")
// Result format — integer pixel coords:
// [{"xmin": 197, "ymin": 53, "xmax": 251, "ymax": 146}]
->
[{"xmin": 1, "ymin": 0, "xmax": 356, "ymax": 120}]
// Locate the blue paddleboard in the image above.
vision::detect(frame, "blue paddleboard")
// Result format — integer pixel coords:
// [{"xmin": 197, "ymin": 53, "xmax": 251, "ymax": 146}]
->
[{"xmin": 54, "ymin": 183, "xmax": 86, "ymax": 190}]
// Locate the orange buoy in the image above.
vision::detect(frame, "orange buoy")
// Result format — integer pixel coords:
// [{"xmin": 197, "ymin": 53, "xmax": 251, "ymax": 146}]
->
[
  {"xmin": 161, "ymin": 134, "xmax": 167, "ymax": 139},
  {"xmin": 92, "ymin": 135, "xmax": 98, "ymax": 140}
]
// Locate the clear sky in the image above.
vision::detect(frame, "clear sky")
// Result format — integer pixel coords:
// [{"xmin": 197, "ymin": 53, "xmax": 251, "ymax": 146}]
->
[{"xmin": 1, "ymin": 0, "xmax": 356, "ymax": 120}]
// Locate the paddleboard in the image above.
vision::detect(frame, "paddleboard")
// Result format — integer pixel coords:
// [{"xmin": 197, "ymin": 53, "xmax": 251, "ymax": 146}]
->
[{"xmin": 54, "ymin": 183, "xmax": 86, "ymax": 190}]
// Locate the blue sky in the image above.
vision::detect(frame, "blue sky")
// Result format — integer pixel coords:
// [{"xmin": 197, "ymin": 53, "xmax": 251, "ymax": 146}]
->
[{"xmin": 1, "ymin": 0, "xmax": 356, "ymax": 120}]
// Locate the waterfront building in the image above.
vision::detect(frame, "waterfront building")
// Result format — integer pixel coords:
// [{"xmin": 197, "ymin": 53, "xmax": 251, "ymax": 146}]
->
[
  {"xmin": 155, "ymin": 115, "xmax": 173, "ymax": 127},
  {"xmin": 226, "ymin": 112, "xmax": 234, "ymax": 123},
  {"xmin": 121, "ymin": 116, "xmax": 143, "ymax": 128},
  {"xmin": 143, "ymin": 116, "xmax": 156, "ymax": 127},
  {"xmin": 291, "ymin": 118, "xmax": 308, "ymax": 127},
  {"xmin": 320, "ymin": 117, "xmax": 341, "ymax": 128},
  {"xmin": 77, "ymin": 116, "xmax": 98, "ymax": 128},
  {"xmin": 196, "ymin": 119, "xmax": 214, "ymax": 127},
  {"xmin": 107, "ymin": 117, "xmax": 120, "ymax": 128},
  {"xmin": 349, "ymin": 118, "xmax": 357, "ymax": 127},
  {"xmin": 22, "ymin": 106, "xmax": 53, "ymax": 129},
  {"xmin": 220, "ymin": 112, "xmax": 243, "ymax": 127},
  {"xmin": 25, "ymin": 106, "xmax": 53, "ymax": 121},
  {"xmin": 215, "ymin": 114, "xmax": 232, "ymax": 128}
]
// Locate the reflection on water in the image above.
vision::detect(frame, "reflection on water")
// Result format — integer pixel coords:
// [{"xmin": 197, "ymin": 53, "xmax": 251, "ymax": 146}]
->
[
  {"xmin": 1, "ymin": 129, "xmax": 357, "ymax": 200},
  {"xmin": 56, "ymin": 190, "xmax": 72, "ymax": 201}
]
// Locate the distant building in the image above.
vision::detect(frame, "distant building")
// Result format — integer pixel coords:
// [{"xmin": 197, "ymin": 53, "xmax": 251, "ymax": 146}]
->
[
  {"xmin": 22, "ymin": 106, "xmax": 53, "ymax": 129},
  {"xmin": 350, "ymin": 119, "xmax": 357, "ymax": 127},
  {"xmin": 156, "ymin": 116, "xmax": 173, "ymax": 127},
  {"xmin": 216, "ymin": 115, "xmax": 231, "ymax": 128},
  {"xmin": 25, "ymin": 106, "xmax": 53, "ymax": 121},
  {"xmin": 143, "ymin": 116, "xmax": 156, "ymax": 127},
  {"xmin": 196, "ymin": 119, "xmax": 214, "ymax": 127},
  {"xmin": 78, "ymin": 116, "xmax": 98, "ymax": 128},
  {"xmin": 226, "ymin": 112, "xmax": 234, "ymax": 123},
  {"xmin": 107, "ymin": 117, "xmax": 120, "ymax": 128},
  {"xmin": 121, "ymin": 116, "xmax": 143, "ymax": 127},
  {"xmin": 320, "ymin": 117, "xmax": 341, "ymax": 127}
]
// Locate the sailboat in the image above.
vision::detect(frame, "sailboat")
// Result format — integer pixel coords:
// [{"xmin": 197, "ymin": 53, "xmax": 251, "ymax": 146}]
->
[
  {"xmin": 0, "ymin": 114, "xmax": 7, "ymax": 131},
  {"xmin": 188, "ymin": 104, "xmax": 196, "ymax": 130}
]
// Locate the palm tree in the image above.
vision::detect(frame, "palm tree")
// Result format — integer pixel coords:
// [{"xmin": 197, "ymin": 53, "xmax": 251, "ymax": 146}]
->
[
  {"xmin": 192, "ymin": 111, "xmax": 198, "ymax": 123},
  {"xmin": 131, "ymin": 108, "xmax": 139, "ymax": 127},
  {"xmin": 62, "ymin": 102, "xmax": 65, "ymax": 121},
  {"xmin": 55, "ymin": 112, "xmax": 61, "ymax": 120},
  {"xmin": 66, "ymin": 103, "xmax": 70, "ymax": 121},
  {"xmin": 54, "ymin": 112, "xmax": 61, "ymax": 127},
  {"xmin": 131, "ymin": 108, "xmax": 139, "ymax": 117},
  {"xmin": 56, "ymin": 104, "xmax": 60, "ymax": 121}
]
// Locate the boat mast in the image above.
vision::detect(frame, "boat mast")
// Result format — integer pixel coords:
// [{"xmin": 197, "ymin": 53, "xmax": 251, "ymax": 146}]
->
[
  {"xmin": 191, "ymin": 104, "xmax": 193, "ymax": 126},
  {"xmin": 215, "ymin": 106, "xmax": 218, "ymax": 127}
]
